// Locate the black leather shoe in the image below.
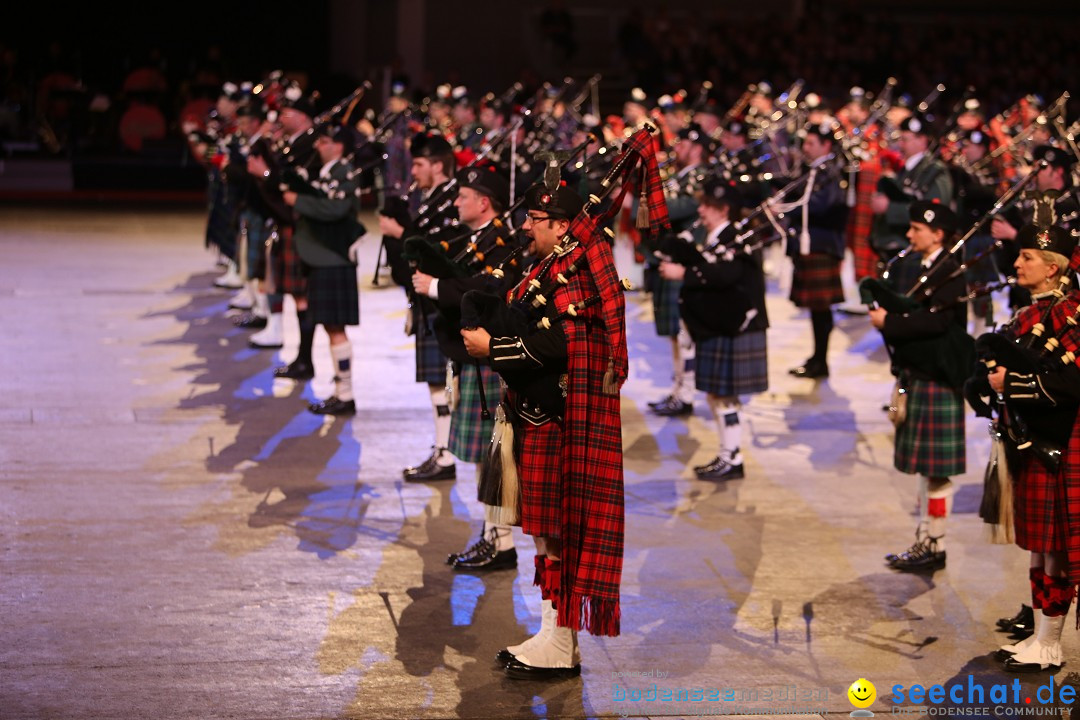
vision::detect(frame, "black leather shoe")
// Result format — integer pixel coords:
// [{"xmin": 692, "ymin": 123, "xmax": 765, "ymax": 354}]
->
[
  {"xmin": 308, "ymin": 396, "xmax": 356, "ymax": 416},
  {"xmin": 994, "ymin": 646, "xmax": 1025, "ymax": 663},
  {"xmin": 447, "ymin": 531, "xmax": 493, "ymax": 566},
  {"xmin": 651, "ymin": 396, "xmax": 693, "ymax": 417},
  {"xmin": 403, "ymin": 449, "xmax": 456, "ymax": 482},
  {"xmin": 888, "ymin": 539, "xmax": 946, "ymax": 573},
  {"xmin": 693, "ymin": 456, "xmax": 721, "ymax": 474},
  {"xmin": 454, "ymin": 547, "xmax": 517, "ymax": 572},
  {"xmin": 1007, "ymin": 623, "xmax": 1036, "ymax": 641},
  {"xmin": 997, "ymin": 604, "xmax": 1033, "ymax": 631},
  {"xmin": 1002, "ymin": 656, "xmax": 1061, "ymax": 673},
  {"xmin": 789, "ymin": 361, "xmax": 829, "ymax": 379},
  {"xmin": 233, "ymin": 312, "xmax": 267, "ymax": 329},
  {"xmin": 504, "ymin": 657, "xmax": 582, "ymax": 681},
  {"xmin": 648, "ymin": 394, "xmax": 675, "ymax": 410},
  {"xmin": 248, "ymin": 336, "xmax": 283, "ymax": 350},
  {"xmin": 496, "ymin": 649, "xmax": 516, "ymax": 665},
  {"xmin": 695, "ymin": 456, "xmax": 745, "ymax": 480},
  {"xmin": 1004, "ymin": 608, "xmax": 1037, "ymax": 639},
  {"xmin": 274, "ymin": 361, "xmax": 314, "ymax": 380}
]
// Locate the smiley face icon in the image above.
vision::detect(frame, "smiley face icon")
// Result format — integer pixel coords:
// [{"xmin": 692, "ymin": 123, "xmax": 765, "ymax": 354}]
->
[{"xmin": 848, "ymin": 678, "xmax": 876, "ymax": 709}]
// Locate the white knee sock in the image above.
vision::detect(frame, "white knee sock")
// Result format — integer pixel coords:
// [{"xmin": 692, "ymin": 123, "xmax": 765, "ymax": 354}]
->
[
  {"xmin": 331, "ymin": 342, "xmax": 353, "ymax": 402},
  {"xmin": 675, "ymin": 323, "xmax": 696, "ymax": 404},
  {"xmin": 430, "ymin": 384, "xmax": 453, "ymax": 465},
  {"xmin": 670, "ymin": 337, "xmax": 684, "ymax": 395},
  {"xmin": 926, "ymin": 477, "xmax": 953, "ymax": 551},
  {"xmin": 708, "ymin": 395, "xmax": 743, "ymax": 465}
]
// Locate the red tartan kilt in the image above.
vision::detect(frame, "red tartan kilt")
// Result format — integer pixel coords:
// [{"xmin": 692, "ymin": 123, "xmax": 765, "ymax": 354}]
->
[
  {"xmin": 790, "ymin": 253, "xmax": 844, "ymax": 310},
  {"xmin": 272, "ymin": 226, "xmax": 307, "ymax": 297},
  {"xmin": 1013, "ymin": 459, "xmax": 1067, "ymax": 553},
  {"xmin": 515, "ymin": 420, "xmax": 563, "ymax": 538}
]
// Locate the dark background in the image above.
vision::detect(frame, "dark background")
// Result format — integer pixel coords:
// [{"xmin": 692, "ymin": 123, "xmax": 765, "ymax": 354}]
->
[{"xmin": 2, "ymin": 0, "xmax": 1077, "ymax": 192}]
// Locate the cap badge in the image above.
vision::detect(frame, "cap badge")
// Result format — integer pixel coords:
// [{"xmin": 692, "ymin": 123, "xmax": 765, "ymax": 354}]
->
[
  {"xmin": 908, "ymin": 118, "xmax": 922, "ymax": 133},
  {"xmin": 1036, "ymin": 230, "xmax": 1052, "ymax": 249},
  {"xmin": 923, "ymin": 209, "xmax": 935, "ymax": 223}
]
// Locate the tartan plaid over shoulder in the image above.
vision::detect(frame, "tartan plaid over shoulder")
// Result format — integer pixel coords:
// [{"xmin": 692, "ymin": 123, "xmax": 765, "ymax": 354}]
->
[
  {"xmin": 548, "ymin": 235, "xmax": 627, "ymax": 637},
  {"xmin": 544, "ymin": 129, "xmax": 666, "ymax": 636}
]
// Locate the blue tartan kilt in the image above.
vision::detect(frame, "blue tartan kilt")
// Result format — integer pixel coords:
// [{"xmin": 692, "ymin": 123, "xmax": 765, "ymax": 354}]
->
[
  {"xmin": 652, "ymin": 276, "xmax": 683, "ymax": 337},
  {"xmin": 695, "ymin": 330, "xmax": 768, "ymax": 397},
  {"xmin": 894, "ymin": 376, "xmax": 965, "ymax": 477},
  {"xmin": 790, "ymin": 253, "xmax": 844, "ymax": 310},
  {"xmin": 449, "ymin": 363, "xmax": 502, "ymax": 463},
  {"xmin": 205, "ymin": 170, "xmax": 236, "ymax": 259},
  {"xmin": 307, "ymin": 265, "xmax": 359, "ymax": 327},
  {"xmin": 414, "ymin": 308, "xmax": 447, "ymax": 384},
  {"xmin": 241, "ymin": 210, "xmax": 268, "ymax": 281}
]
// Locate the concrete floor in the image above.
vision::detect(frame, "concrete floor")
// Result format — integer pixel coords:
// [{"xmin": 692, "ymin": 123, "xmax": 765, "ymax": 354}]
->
[{"xmin": 2, "ymin": 206, "xmax": 1078, "ymax": 720}]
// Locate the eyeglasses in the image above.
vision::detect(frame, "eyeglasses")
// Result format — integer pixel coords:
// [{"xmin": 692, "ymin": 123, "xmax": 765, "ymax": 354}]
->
[{"xmin": 523, "ymin": 214, "xmax": 551, "ymax": 224}]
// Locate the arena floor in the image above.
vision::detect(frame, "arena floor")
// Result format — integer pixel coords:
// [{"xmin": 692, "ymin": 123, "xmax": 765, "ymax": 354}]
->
[{"xmin": 2, "ymin": 206, "xmax": 1076, "ymax": 719}]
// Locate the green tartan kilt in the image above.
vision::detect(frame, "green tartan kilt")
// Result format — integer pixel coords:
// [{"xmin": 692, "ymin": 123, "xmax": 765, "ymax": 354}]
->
[
  {"xmin": 414, "ymin": 314, "xmax": 447, "ymax": 384},
  {"xmin": 449, "ymin": 363, "xmax": 502, "ymax": 463},
  {"xmin": 894, "ymin": 376, "xmax": 966, "ymax": 477},
  {"xmin": 652, "ymin": 276, "xmax": 683, "ymax": 337}
]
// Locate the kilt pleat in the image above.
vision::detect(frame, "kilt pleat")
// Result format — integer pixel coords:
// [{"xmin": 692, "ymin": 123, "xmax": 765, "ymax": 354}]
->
[
  {"xmin": 1014, "ymin": 458, "xmax": 1067, "ymax": 553},
  {"xmin": 894, "ymin": 377, "xmax": 965, "ymax": 477},
  {"xmin": 790, "ymin": 253, "xmax": 844, "ymax": 310},
  {"xmin": 515, "ymin": 418, "xmax": 562, "ymax": 538},
  {"xmin": 652, "ymin": 276, "xmax": 683, "ymax": 337},
  {"xmin": 695, "ymin": 330, "xmax": 768, "ymax": 396},
  {"xmin": 307, "ymin": 265, "xmax": 359, "ymax": 327},
  {"xmin": 449, "ymin": 363, "xmax": 502, "ymax": 463},
  {"xmin": 241, "ymin": 211, "xmax": 267, "ymax": 281},
  {"xmin": 414, "ymin": 312, "xmax": 447, "ymax": 384},
  {"xmin": 273, "ymin": 226, "xmax": 307, "ymax": 297}
]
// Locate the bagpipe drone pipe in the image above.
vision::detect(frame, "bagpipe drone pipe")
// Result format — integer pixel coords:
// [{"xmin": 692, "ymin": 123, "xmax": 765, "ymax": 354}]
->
[
  {"xmin": 965, "ymin": 234, "xmax": 1080, "ymax": 472},
  {"xmin": 460, "ymin": 125, "xmax": 662, "ymax": 358},
  {"xmin": 857, "ymin": 162, "xmax": 1050, "ymax": 389}
]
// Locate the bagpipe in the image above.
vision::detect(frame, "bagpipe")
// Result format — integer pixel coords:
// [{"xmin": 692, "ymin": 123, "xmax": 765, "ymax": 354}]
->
[
  {"xmin": 460, "ymin": 125, "xmax": 659, "ymax": 342},
  {"xmin": 410, "ymin": 117, "xmax": 524, "ymax": 233},
  {"xmin": 473, "ymin": 127, "xmax": 663, "ymax": 525},
  {"xmin": 873, "ymin": 84, "xmax": 950, "ymax": 201},
  {"xmin": 658, "ymin": 153, "xmax": 838, "ymax": 268},
  {"xmin": 861, "ymin": 158, "xmax": 1046, "ymax": 311},
  {"xmin": 858, "ymin": 165, "xmax": 1048, "ymax": 389},
  {"xmin": 277, "ymin": 83, "xmax": 375, "ymax": 199},
  {"xmin": 974, "ymin": 93, "xmax": 1069, "ymax": 180},
  {"xmin": 402, "ymin": 132, "xmax": 598, "ymax": 284},
  {"xmin": 967, "ymin": 227, "xmax": 1080, "ymax": 473},
  {"xmin": 404, "ymin": 200, "xmax": 526, "ymax": 282}
]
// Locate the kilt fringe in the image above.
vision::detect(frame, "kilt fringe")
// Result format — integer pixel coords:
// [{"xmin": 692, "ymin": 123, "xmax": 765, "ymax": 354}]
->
[{"xmin": 557, "ymin": 594, "xmax": 620, "ymax": 638}]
